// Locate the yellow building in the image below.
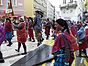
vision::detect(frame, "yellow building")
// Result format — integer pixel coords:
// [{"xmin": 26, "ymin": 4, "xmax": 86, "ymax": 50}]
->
[
  {"xmin": 24, "ymin": 0, "xmax": 47, "ymax": 19},
  {"xmin": 85, "ymin": 0, "xmax": 88, "ymax": 10},
  {"xmin": 24, "ymin": 0, "xmax": 34, "ymax": 17}
]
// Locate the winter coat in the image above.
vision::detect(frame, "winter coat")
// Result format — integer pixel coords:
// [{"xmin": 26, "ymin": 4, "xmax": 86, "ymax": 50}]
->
[{"xmin": 17, "ymin": 22, "xmax": 27, "ymax": 43}]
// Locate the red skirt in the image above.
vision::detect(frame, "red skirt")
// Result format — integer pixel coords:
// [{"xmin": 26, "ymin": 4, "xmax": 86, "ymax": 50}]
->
[
  {"xmin": 45, "ymin": 27, "xmax": 50, "ymax": 36},
  {"xmin": 79, "ymin": 36, "xmax": 88, "ymax": 50},
  {"xmin": 28, "ymin": 29, "xmax": 34, "ymax": 38}
]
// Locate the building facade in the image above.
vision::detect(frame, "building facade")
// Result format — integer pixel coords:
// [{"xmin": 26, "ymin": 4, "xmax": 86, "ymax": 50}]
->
[
  {"xmin": 24, "ymin": 0, "xmax": 34, "ymax": 17},
  {"xmin": 0, "ymin": 0, "xmax": 24, "ymax": 16},
  {"xmin": 59, "ymin": 0, "xmax": 77, "ymax": 21},
  {"xmin": 83, "ymin": 0, "xmax": 88, "ymax": 21},
  {"xmin": 24, "ymin": 0, "xmax": 47, "ymax": 18},
  {"xmin": 76, "ymin": 0, "xmax": 85, "ymax": 22},
  {"xmin": 55, "ymin": 11, "xmax": 60, "ymax": 20},
  {"xmin": 47, "ymin": 0, "xmax": 55, "ymax": 20},
  {"xmin": 33, "ymin": 0, "xmax": 47, "ymax": 19},
  {"xmin": 24, "ymin": 0, "xmax": 55, "ymax": 20}
]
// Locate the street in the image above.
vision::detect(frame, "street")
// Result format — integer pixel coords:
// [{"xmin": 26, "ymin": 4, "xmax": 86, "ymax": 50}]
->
[{"xmin": 0, "ymin": 31, "xmax": 88, "ymax": 66}]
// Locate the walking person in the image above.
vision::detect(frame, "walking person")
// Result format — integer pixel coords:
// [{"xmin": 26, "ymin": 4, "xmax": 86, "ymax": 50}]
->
[
  {"xmin": 15, "ymin": 17, "xmax": 27, "ymax": 55},
  {"xmin": 70, "ymin": 23, "xmax": 77, "ymax": 37},
  {"xmin": 5, "ymin": 18, "xmax": 13, "ymax": 46},
  {"xmin": 0, "ymin": 22, "xmax": 5, "ymax": 63},
  {"xmin": 76, "ymin": 23, "xmax": 88, "ymax": 57},
  {"xmin": 44, "ymin": 18, "xmax": 52, "ymax": 40},
  {"xmin": 34, "ymin": 11, "xmax": 44, "ymax": 46},
  {"xmin": 52, "ymin": 19, "xmax": 78, "ymax": 66},
  {"xmin": 28, "ymin": 17, "xmax": 35, "ymax": 42}
]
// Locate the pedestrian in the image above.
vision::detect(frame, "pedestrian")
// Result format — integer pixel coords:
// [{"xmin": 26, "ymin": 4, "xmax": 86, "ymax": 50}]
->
[
  {"xmin": 44, "ymin": 18, "xmax": 51, "ymax": 40},
  {"xmin": 33, "ymin": 11, "xmax": 44, "ymax": 46},
  {"xmin": 15, "ymin": 17, "xmax": 27, "ymax": 55},
  {"xmin": 5, "ymin": 18, "xmax": 13, "ymax": 46},
  {"xmin": 76, "ymin": 23, "xmax": 88, "ymax": 57},
  {"xmin": 70, "ymin": 23, "xmax": 77, "ymax": 37},
  {"xmin": 52, "ymin": 19, "xmax": 78, "ymax": 66},
  {"xmin": 28, "ymin": 17, "xmax": 35, "ymax": 42},
  {"xmin": 0, "ymin": 22, "xmax": 5, "ymax": 63}
]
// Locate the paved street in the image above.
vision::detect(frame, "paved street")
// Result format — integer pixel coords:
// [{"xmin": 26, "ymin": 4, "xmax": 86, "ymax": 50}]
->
[
  {"xmin": 0, "ymin": 30, "xmax": 88, "ymax": 66},
  {"xmin": 0, "ymin": 31, "xmax": 38, "ymax": 66}
]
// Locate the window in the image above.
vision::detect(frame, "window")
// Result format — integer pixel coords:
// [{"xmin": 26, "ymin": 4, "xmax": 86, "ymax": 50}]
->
[
  {"xmin": 63, "ymin": 0, "xmax": 66, "ymax": 4},
  {"xmin": 0, "ymin": 0, "xmax": 2, "ymax": 5},
  {"xmin": 63, "ymin": 10, "xmax": 65, "ymax": 13},
  {"xmin": 13, "ymin": 0, "xmax": 17, "ymax": 6},
  {"xmin": 70, "ymin": 0, "xmax": 73, "ymax": 3},
  {"xmin": 70, "ymin": 9, "xmax": 73, "ymax": 13}
]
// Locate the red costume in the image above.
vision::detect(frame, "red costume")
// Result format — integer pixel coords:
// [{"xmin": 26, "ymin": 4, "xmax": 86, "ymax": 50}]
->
[
  {"xmin": 70, "ymin": 25, "xmax": 77, "ymax": 37},
  {"xmin": 28, "ymin": 22, "xmax": 34, "ymax": 39},
  {"xmin": 5, "ymin": 22, "xmax": 12, "ymax": 32},
  {"xmin": 79, "ymin": 28, "xmax": 88, "ymax": 50},
  {"xmin": 17, "ymin": 22, "xmax": 27, "ymax": 43},
  {"xmin": 52, "ymin": 32, "xmax": 78, "ymax": 54}
]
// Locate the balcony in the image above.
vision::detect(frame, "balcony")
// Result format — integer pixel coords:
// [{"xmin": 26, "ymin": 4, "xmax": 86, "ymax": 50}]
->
[{"xmin": 59, "ymin": 1, "xmax": 77, "ymax": 10}]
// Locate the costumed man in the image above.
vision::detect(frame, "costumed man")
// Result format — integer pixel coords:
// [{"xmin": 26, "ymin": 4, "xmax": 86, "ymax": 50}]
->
[
  {"xmin": 0, "ymin": 22, "xmax": 5, "ymax": 63},
  {"xmin": 34, "ymin": 11, "xmax": 44, "ymax": 46}
]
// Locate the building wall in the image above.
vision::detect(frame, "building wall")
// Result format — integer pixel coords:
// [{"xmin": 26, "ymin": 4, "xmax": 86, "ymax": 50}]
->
[
  {"xmin": 0, "ymin": 0, "xmax": 24, "ymax": 16},
  {"xmin": 75, "ymin": 0, "xmax": 85, "ymax": 21},
  {"xmin": 13, "ymin": 0, "xmax": 24, "ymax": 16},
  {"xmin": 85, "ymin": 0, "xmax": 88, "ymax": 10},
  {"xmin": 59, "ymin": 0, "xmax": 78, "ymax": 21},
  {"xmin": 33, "ymin": 0, "xmax": 47, "ymax": 19},
  {"xmin": 55, "ymin": 11, "xmax": 60, "ymax": 20},
  {"xmin": 24, "ymin": 0, "xmax": 34, "ymax": 17},
  {"xmin": 47, "ymin": 0, "xmax": 55, "ymax": 20}
]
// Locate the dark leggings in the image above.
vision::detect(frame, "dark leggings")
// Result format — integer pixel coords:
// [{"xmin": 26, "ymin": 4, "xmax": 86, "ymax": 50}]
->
[
  {"xmin": 18, "ymin": 42, "xmax": 26, "ymax": 53},
  {"xmin": 7, "ymin": 39, "xmax": 12, "ymax": 44},
  {"xmin": 79, "ymin": 49, "xmax": 87, "ymax": 56}
]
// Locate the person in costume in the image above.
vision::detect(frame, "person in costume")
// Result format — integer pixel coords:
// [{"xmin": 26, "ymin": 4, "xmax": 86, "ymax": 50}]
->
[{"xmin": 52, "ymin": 19, "xmax": 78, "ymax": 66}]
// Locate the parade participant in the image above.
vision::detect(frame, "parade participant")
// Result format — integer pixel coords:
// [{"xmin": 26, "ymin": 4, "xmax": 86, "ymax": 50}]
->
[
  {"xmin": 51, "ymin": 20, "xmax": 56, "ymax": 40},
  {"xmin": 52, "ymin": 19, "xmax": 78, "ymax": 66},
  {"xmin": 44, "ymin": 18, "xmax": 52, "ymax": 40},
  {"xmin": 77, "ymin": 24, "xmax": 88, "ymax": 57},
  {"xmin": 70, "ymin": 23, "xmax": 77, "ymax": 37},
  {"xmin": 5, "ymin": 18, "xmax": 13, "ymax": 46},
  {"xmin": 34, "ymin": 11, "xmax": 44, "ymax": 46},
  {"xmin": 15, "ymin": 17, "xmax": 27, "ymax": 55},
  {"xmin": 28, "ymin": 17, "xmax": 35, "ymax": 42},
  {"xmin": 84, "ymin": 22, "xmax": 88, "ymax": 57},
  {"xmin": 0, "ymin": 22, "xmax": 5, "ymax": 63}
]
